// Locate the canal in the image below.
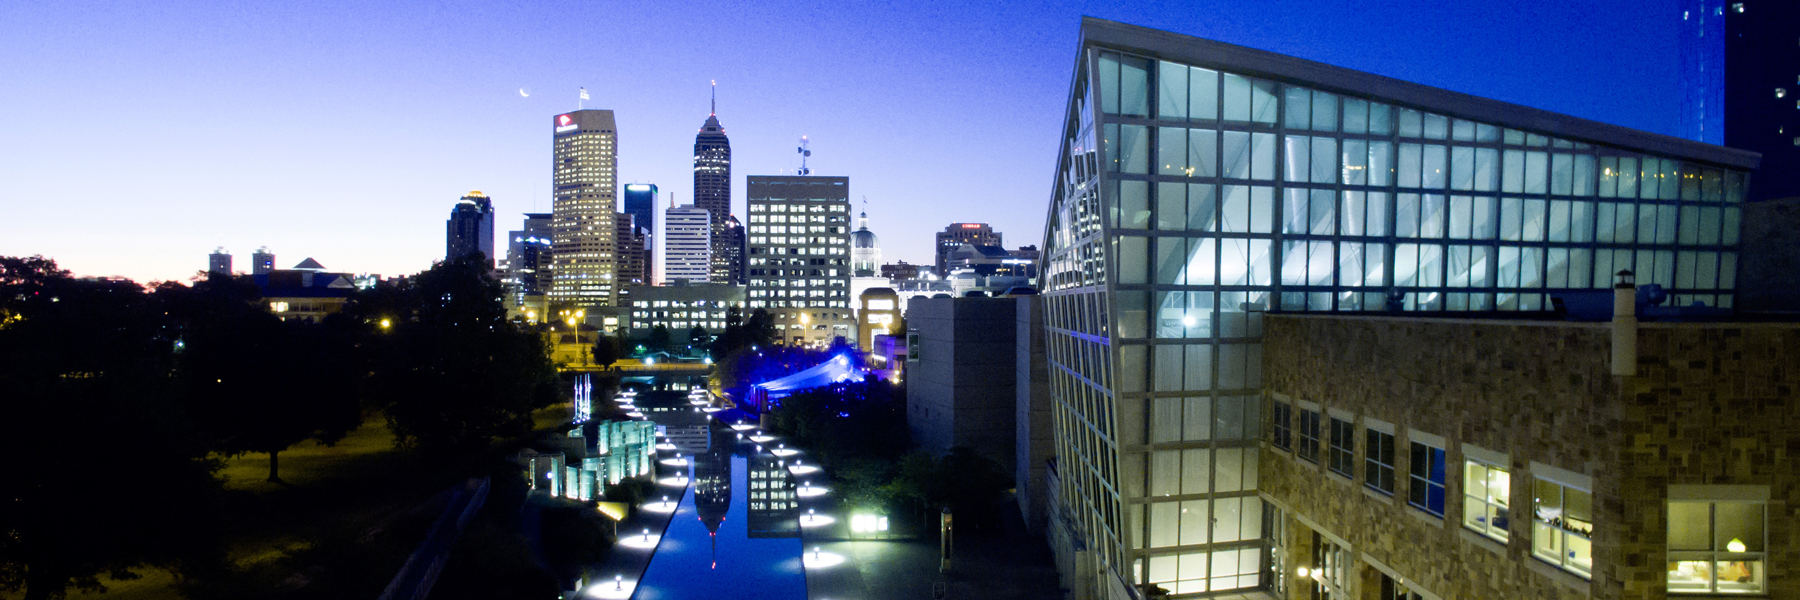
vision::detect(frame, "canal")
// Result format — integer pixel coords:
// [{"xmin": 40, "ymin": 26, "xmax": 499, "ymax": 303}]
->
[{"xmin": 629, "ymin": 382, "xmax": 808, "ymax": 600}]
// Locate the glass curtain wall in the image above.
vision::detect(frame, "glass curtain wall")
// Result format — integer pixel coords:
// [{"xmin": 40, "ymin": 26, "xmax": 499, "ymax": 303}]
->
[{"xmin": 1044, "ymin": 44, "xmax": 1748, "ymax": 598}]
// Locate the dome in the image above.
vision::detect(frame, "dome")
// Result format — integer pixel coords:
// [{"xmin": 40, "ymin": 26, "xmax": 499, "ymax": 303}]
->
[
  {"xmin": 851, "ymin": 211, "xmax": 879, "ymax": 249},
  {"xmin": 852, "ymin": 227, "xmax": 879, "ymax": 249}
]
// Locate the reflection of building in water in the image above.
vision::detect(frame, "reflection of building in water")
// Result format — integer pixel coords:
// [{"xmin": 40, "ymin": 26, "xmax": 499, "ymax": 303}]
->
[
  {"xmin": 666, "ymin": 425, "xmax": 710, "ymax": 454},
  {"xmin": 694, "ymin": 426, "xmax": 733, "ymax": 565},
  {"xmin": 746, "ymin": 449, "xmax": 799, "ymax": 538}
]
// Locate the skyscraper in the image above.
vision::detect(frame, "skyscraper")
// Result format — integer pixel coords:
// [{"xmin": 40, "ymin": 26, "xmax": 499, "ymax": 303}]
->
[
  {"xmin": 506, "ymin": 213, "xmax": 554, "ymax": 275},
  {"xmin": 694, "ymin": 87, "xmax": 735, "ymax": 283},
  {"xmin": 446, "ymin": 190, "xmax": 496, "ymax": 267},
  {"xmin": 208, "ymin": 247, "xmax": 232, "ymax": 275},
  {"xmin": 622, "ymin": 183, "xmax": 658, "ymax": 233},
  {"xmin": 1680, "ymin": 0, "xmax": 1800, "ymax": 200},
  {"xmin": 665, "ymin": 204, "xmax": 711, "ymax": 283},
  {"xmin": 746, "ymin": 175, "xmax": 852, "ymax": 345},
  {"xmin": 935, "ymin": 223, "xmax": 1001, "ymax": 276},
  {"xmin": 551, "ymin": 110, "xmax": 621, "ymax": 307},
  {"xmin": 722, "ymin": 215, "xmax": 745, "ymax": 284},
  {"xmin": 614, "ymin": 212, "xmax": 648, "ymax": 286}
]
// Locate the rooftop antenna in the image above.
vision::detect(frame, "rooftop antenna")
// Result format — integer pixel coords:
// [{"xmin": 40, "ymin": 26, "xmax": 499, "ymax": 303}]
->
[
  {"xmin": 710, "ymin": 80, "xmax": 716, "ymax": 115},
  {"xmin": 797, "ymin": 136, "xmax": 811, "ymax": 176}
]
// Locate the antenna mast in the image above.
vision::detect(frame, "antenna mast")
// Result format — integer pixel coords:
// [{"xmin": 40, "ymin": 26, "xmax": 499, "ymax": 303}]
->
[
  {"xmin": 710, "ymin": 80, "xmax": 716, "ymax": 115},
  {"xmin": 797, "ymin": 136, "xmax": 812, "ymax": 176}
]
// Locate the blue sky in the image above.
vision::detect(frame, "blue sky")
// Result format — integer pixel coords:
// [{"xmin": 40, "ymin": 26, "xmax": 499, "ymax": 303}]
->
[{"xmin": 0, "ymin": 0, "xmax": 1682, "ymax": 282}]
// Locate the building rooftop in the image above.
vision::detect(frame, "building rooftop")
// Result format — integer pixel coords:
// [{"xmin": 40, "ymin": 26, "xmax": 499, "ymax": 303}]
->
[{"xmin": 1078, "ymin": 16, "xmax": 1761, "ymax": 171}]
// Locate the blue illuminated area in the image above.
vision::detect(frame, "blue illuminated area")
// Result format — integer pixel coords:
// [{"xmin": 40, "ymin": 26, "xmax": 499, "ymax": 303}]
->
[
  {"xmin": 632, "ymin": 455, "xmax": 805, "ymax": 600},
  {"xmin": 743, "ymin": 354, "xmax": 865, "ymax": 410},
  {"xmin": 1039, "ymin": 17, "xmax": 1759, "ymax": 599}
]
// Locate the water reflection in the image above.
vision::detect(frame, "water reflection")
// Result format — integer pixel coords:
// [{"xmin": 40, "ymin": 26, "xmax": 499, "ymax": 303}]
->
[{"xmin": 633, "ymin": 385, "xmax": 805, "ymax": 600}]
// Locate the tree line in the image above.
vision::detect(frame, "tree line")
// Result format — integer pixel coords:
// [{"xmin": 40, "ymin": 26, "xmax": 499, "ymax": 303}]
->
[{"xmin": 0, "ymin": 254, "xmax": 559, "ymax": 600}]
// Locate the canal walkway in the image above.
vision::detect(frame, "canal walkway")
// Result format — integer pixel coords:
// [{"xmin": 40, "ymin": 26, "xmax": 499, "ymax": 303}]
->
[{"xmin": 575, "ymin": 382, "xmax": 1071, "ymax": 600}]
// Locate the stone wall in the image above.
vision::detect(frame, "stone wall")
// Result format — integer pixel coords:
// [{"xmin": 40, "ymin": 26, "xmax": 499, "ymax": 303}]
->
[
  {"xmin": 1616, "ymin": 324, "xmax": 1800, "ymax": 599},
  {"xmin": 1260, "ymin": 315, "xmax": 1799, "ymax": 600}
]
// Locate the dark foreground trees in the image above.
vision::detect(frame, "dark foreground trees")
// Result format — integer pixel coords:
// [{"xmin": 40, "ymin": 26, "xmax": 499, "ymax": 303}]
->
[
  {"xmin": 0, "ymin": 254, "xmax": 567, "ymax": 599},
  {"xmin": 361, "ymin": 256, "xmax": 560, "ymax": 453},
  {"xmin": 0, "ymin": 257, "xmax": 225, "ymax": 600},
  {"xmin": 159, "ymin": 273, "xmax": 363, "ymax": 482}
]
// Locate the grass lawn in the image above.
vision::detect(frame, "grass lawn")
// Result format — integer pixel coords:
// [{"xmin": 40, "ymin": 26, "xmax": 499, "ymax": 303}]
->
[{"xmin": 6, "ymin": 406, "xmax": 577, "ymax": 600}]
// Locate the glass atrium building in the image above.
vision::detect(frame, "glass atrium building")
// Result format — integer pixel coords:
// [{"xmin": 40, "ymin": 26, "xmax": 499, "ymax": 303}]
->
[{"xmin": 1038, "ymin": 18, "xmax": 1760, "ymax": 599}]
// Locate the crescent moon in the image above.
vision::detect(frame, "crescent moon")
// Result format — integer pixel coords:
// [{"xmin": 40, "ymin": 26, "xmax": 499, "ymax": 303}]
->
[{"xmin": 519, "ymin": 88, "xmax": 530, "ymax": 97}]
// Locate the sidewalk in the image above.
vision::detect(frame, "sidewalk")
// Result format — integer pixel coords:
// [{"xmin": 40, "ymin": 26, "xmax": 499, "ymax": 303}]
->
[
  {"xmin": 572, "ymin": 445, "xmax": 691, "ymax": 598},
  {"xmin": 791, "ymin": 461, "xmax": 1061, "ymax": 600}
]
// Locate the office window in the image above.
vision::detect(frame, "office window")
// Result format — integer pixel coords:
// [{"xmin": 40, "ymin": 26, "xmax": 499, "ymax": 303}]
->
[
  {"xmin": 1327, "ymin": 417, "xmax": 1354, "ymax": 477},
  {"xmin": 1364, "ymin": 429, "xmax": 1395, "ymax": 495},
  {"xmin": 1380, "ymin": 574, "xmax": 1428, "ymax": 600},
  {"xmin": 1270, "ymin": 400, "xmax": 1292, "ymax": 451},
  {"xmin": 1532, "ymin": 479, "xmax": 1593, "ymax": 578},
  {"xmin": 1409, "ymin": 442, "xmax": 1446, "ymax": 517},
  {"xmin": 1297, "ymin": 409, "xmax": 1320, "ymax": 464},
  {"xmin": 1667, "ymin": 500, "xmax": 1765, "ymax": 594},
  {"xmin": 1463, "ymin": 459, "xmax": 1510, "ymax": 542}
]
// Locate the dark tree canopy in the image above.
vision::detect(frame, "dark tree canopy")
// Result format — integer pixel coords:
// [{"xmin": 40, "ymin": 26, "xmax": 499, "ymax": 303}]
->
[
  {"xmin": 0, "ymin": 257, "xmax": 224, "ymax": 600},
  {"xmin": 158, "ymin": 273, "xmax": 363, "ymax": 482},
  {"xmin": 362, "ymin": 257, "xmax": 559, "ymax": 453}
]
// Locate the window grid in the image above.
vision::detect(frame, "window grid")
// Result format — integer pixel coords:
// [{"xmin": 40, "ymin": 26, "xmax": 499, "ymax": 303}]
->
[
  {"xmin": 1532, "ymin": 479, "xmax": 1593, "ymax": 578},
  {"xmin": 1364, "ymin": 429, "xmax": 1395, "ymax": 495},
  {"xmin": 1270, "ymin": 401, "xmax": 1292, "ymax": 451},
  {"xmin": 1667, "ymin": 500, "xmax": 1766, "ymax": 594},
  {"xmin": 1327, "ymin": 417, "xmax": 1354, "ymax": 477},
  {"xmin": 1408, "ymin": 442, "xmax": 1447, "ymax": 517},
  {"xmin": 1462, "ymin": 459, "xmax": 1511, "ymax": 543},
  {"xmin": 1297, "ymin": 409, "xmax": 1321, "ymax": 464}
]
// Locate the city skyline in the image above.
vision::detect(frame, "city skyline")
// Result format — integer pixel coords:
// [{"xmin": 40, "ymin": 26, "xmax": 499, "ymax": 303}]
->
[{"xmin": 2, "ymin": 1, "xmax": 1688, "ymax": 282}]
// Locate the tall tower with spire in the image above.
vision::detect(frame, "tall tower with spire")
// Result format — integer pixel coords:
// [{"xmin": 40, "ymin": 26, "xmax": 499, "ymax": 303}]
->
[{"xmin": 693, "ymin": 82, "xmax": 736, "ymax": 283}]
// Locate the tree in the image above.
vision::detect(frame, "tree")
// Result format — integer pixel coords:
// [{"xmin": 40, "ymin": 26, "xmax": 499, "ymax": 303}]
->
[
  {"xmin": 0, "ymin": 257, "xmax": 225, "ymax": 600},
  {"xmin": 645, "ymin": 325, "xmax": 672, "ymax": 354},
  {"xmin": 687, "ymin": 325, "xmax": 709, "ymax": 353},
  {"xmin": 364, "ymin": 256, "xmax": 560, "ymax": 453},
  {"xmin": 158, "ymin": 273, "xmax": 363, "ymax": 483},
  {"xmin": 590, "ymin": 333, "xmax": 620, "ymax": 368}
]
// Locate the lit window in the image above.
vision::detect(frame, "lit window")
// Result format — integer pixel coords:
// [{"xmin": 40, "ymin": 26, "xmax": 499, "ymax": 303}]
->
[
  {"xmin": 1464, "ymin": 458, "xmax": 1511, "ymax": 542},
  {"xmin": 1533, "ymin": 478, "xmax": 1593, "ymax": 578},
  {"xmin": 1667, "ymin": 497, "xmax": 1766, "ymax": 594},
  {"xmin": 1779, "ymin": 88, "xmax": 1788, "ymax": 99},
  {"xmin": 1732, "ymin": 2, "xmax": 1743, "ymax": 12}
]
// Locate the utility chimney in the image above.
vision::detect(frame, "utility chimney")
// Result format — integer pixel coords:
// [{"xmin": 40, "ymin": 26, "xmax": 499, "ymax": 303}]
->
[{"xmin": 1611, "ymin": 269, "xmax": 1637, "ymax": 377}]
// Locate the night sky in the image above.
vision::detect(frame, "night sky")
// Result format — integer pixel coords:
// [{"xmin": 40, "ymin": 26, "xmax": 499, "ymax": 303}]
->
[{"xmin": 0, "ymin": 0, "xmax": 1683, "ymax": 282}]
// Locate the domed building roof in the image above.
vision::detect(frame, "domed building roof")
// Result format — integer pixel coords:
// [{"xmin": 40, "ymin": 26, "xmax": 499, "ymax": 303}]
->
[{"xmin": 851, "ymin": 211, "xmax": 879, "ymax": 249}]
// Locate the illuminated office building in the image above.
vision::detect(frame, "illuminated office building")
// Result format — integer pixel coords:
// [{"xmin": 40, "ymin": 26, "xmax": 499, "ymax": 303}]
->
[
  {"xmin": 551, "ymin": 110, "xmax": 621, "ymax": 307},
  {"xmin": 665, "ymin": 204, "xmax": 711, "ymax": 283},
  {"xmin": 1040, "ymin": 18, "xmax": 1757, "ymax": 600},
  {"xmin": 746, "ymin": 175, "xmax": 853, "ymax": 345}
]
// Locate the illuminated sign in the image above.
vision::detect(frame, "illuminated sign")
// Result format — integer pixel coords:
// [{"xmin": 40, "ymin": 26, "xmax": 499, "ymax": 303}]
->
[
  {"xmin": 555, "ymin": 114, "xmax": 578, "ymax": 133},
  {"xmin": 626, "ymin": 184, "xmax": 651, "ymax": 191},
  {"xmin": 959, "ymin": 223, "xmax": 982, "ymax": 229}
]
